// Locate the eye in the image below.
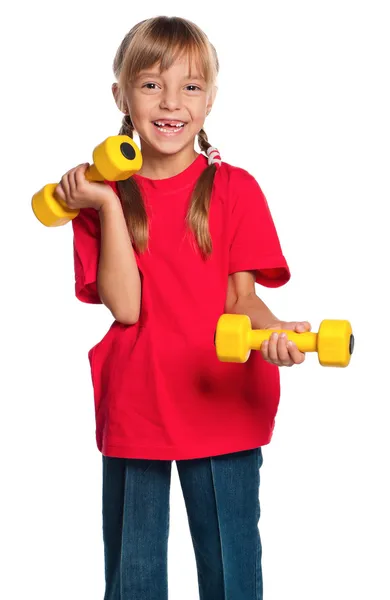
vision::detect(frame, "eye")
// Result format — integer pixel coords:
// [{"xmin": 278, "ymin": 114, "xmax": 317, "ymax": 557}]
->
[
  {"xmin": 143, "ymin": 83, "xmax": 159, "ymax": 90},
  {"xmin": 186, "ymin": 85, "xmax": 201, "ymax": 91}
]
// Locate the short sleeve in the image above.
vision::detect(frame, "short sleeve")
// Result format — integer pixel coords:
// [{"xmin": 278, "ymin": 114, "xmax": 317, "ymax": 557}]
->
[
  {"xmin": 229, "ymin": 170, "xmax": 291, "ymax": 288},
  {"xmin": 72, "ymin": 207, "xmax": 102, "ymax": 304}
]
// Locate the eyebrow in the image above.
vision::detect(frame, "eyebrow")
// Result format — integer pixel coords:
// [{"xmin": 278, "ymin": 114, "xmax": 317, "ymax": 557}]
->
[{"xmin": 136, "ymin": 71, "xmax": 204, "ymax": 80}]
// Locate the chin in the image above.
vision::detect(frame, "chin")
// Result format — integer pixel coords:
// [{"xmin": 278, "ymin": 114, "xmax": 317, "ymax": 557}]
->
[{"xmin": 141, "ymin": 136, "xmax": 192, "ymax": 155}]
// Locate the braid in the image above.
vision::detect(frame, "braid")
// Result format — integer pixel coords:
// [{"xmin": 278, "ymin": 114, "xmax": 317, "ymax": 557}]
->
[
  {"xmin": 197, "ymin": 128, "xmax": 221, "ymax": 170},
  {"xmin": 116, "ymin": 114, "xmax": 149, "ymax": 252},
  {"xmin": 119, "ymin": 114, "xmax": 134, "ymax": 138},
  {"xmin": 186, "ymin": 127, "xmax": 220, "ymax": 258},
  {"xmin": 197, "ymin": 128, "xmax": 212, "ymax": 155}
]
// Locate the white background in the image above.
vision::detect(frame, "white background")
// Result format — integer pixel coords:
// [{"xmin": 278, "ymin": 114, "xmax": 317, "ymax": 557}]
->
[{"xmin": 1, "ymin": 1, "xmax": 389, "ymax": 598}]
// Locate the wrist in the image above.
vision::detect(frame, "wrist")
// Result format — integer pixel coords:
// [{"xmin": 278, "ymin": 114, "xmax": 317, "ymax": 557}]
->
[
  {"xmin": 234, "ymin": 300, "xmax": 280, "ymax": 330},
  {"xmin": 98, "ymin": 192, "xmax": 122, "ymax": 214},
  {"xmin": 252, "ymin": 316, "xmax": 281, "ymax": 330}
]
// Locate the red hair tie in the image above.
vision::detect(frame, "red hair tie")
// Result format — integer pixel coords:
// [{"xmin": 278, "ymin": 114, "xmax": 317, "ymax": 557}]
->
[{"xmin": 206, "ymin": 146, "xmax": 222, "ymax": 169}]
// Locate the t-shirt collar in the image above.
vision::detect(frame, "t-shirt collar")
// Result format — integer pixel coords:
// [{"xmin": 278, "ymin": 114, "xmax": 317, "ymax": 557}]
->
[{"xmin": 133, "ymin": 153, "xmax": 208, "ymax": 192}]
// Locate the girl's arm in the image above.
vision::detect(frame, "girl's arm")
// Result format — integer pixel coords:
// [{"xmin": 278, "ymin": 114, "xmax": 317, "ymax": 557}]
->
[
  {"xmin": 97, "ymin": 196, "xmax": 141, "ymax": 325},
  {"xmin": 225, "ymin": 271, "xmax": 279, "ymax": 329},
  {"xmin": 225, "ymin": 271, "xmax": 310, "ymax": 366}
]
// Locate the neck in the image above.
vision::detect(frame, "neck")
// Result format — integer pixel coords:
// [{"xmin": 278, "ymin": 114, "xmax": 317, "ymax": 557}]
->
[{"xmin": 137, "ymin": 141, "xmax": 199, "ymax": 179}]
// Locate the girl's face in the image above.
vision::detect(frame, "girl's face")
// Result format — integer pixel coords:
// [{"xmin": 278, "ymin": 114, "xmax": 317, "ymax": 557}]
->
[{"xmin": 114, "ymin": 55, "xmax": 217, "ymax": 156}]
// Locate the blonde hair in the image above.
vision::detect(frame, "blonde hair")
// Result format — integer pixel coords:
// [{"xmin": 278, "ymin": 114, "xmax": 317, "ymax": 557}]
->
[{"xmin": 113, "ymin": 16, "xmax": 220, "ymax": 257}]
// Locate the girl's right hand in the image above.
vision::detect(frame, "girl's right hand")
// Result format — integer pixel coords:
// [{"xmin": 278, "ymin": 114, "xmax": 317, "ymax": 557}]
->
[{"xmin": 54, "ymin": 163, "xmax": 118, "ymax": 212}]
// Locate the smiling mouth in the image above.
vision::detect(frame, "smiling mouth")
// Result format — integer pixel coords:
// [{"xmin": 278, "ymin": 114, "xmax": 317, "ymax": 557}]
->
[{"xmin": 152, "ymin": 121, "xmax": 186, "ymax": 131}]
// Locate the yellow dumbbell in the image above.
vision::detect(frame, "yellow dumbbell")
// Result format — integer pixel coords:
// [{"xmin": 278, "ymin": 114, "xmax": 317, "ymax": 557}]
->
[
  {"xmin": 215, "ymin": 314, "xmax": 354, "ymax": 367},
  {"xmin": 32, "ymin": 135, "xmax": 142, "ymax": 227}
]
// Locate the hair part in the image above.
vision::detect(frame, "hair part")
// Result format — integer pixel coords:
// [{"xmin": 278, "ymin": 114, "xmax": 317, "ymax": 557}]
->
[{"xmin": 113, "ymin": 16, "xmax": 220, "ymax": 258}]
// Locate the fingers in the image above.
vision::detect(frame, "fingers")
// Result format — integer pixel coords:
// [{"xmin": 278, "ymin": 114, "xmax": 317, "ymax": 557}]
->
[
  {"xmin": 261, "ymin": 332, "xmax": 305, "ymax": 367},
  {"xmin": 277, "ymin": 333, "xmax": 293, "ymax": 366},
  {"xmin": 261, "ymin": 333, "xmax": 292, "ymax": 366},
  {"xmin": 286, "ymin": 340, "xmax": 305, "ymax": 364},
  {"xmin": 261, "ymin": 320, "xmax": 310, "ymax": 366},
  {"xmin": 54, "ymin": 182, "xmax": 65, "ymax": 201},
  {"xmin": 69, "ymin": 163, "xmax": 88, "ymax": 195},
  {"xmin": 59, "ymin": 172, "xmax": 70, "ymax": 199},
  {"xmin": 68, "ymin": 168, "xmax": 78, "ymax": 196},
  {"xmin": 273, "ymin": 333, "xmax": 294, "ymax": 366},
  {"xmin": 268, "ymin": 333, "xmax": 280, "ymax": 363},
  {"xmin": 260, "ymin": 339, "xmax": 269, "ymax": 362},
  {"xmin": 56, "ymin": 164, "xmax": 88, "ymax": 207},
  {"xmin": 75, "ymin": 163, "xmax": 89, "ymax": 189}
]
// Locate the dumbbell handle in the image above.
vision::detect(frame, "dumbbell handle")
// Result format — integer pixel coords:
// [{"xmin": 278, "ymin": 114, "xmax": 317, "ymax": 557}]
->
[
  {"xmin": 251, "ymin": 330, "xmax": 318, "ymax": 352},
  {"xmin": 83, "ymin": 163, "xmax": 104, "ymax": 182}
]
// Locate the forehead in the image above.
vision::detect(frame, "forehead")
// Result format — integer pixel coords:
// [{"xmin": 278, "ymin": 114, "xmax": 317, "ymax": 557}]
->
[{"xmin": 136, "ymin": 55, "xmax": 206, "ymax": 80}]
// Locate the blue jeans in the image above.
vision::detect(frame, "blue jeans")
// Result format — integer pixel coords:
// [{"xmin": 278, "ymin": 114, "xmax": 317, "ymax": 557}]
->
[{"xmin": 102, "ymin": 447, "xmax": 263, "ymax": 599}]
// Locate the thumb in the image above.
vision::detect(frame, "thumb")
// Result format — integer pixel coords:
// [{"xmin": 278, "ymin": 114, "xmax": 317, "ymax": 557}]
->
[
  {"xmin": 277, "ymin": 321, "xmax": 311, "ymax": 332},
  {"xmin": 293, "ymin": 321, "xmax": 312, "ymax": 332}
]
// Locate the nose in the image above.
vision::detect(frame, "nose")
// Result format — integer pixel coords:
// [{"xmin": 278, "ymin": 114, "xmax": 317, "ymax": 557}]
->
[{"xmin": 159, "ymin": 88, "xmax": 182, "ymax": 111}]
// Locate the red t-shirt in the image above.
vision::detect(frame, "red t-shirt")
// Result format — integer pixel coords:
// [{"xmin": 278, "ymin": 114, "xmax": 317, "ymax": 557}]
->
[{"xmin": 72, "ymin": 153, "xmax": 291, "ymax": 460}]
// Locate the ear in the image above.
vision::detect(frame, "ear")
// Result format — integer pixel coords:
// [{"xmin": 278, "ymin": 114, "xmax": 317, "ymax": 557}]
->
[
  {"xmin": 112, "ymin": 83, "xmax": 127, "ymax": 114},
  {"xmin": 206, "ymin": 84, "xmax": 218, "ymax": 114}
]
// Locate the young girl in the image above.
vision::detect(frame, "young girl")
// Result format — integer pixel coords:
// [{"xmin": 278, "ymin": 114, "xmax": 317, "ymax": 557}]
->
[{"xmin": 55, "ymin": 15, "xmax": 311, "ymax": 600}]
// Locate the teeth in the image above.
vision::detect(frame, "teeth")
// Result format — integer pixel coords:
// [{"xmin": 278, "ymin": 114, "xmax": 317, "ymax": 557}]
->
[
  {"xmin": 157, "ymin": 128, "xmax": 182, "ymax": 133},
  {"xmin": 154, "ymin": 121, "xmax": 185, "ymax": 128}
]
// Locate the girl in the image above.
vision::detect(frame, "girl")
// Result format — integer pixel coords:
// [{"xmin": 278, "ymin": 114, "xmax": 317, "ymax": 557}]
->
[{"xmin": 55, "ymin": 15, "xmax": 311, "ymax": 600}]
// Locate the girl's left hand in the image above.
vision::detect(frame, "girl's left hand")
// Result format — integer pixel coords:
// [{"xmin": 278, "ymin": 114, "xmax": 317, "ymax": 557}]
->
[{"xmin": 261, "ymin": 321, "xmax": 312, "ymax": 367}]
